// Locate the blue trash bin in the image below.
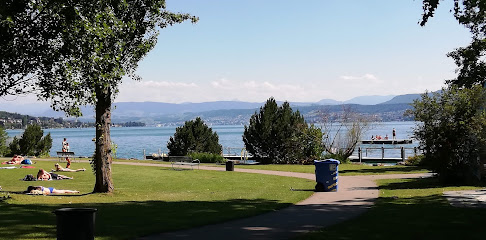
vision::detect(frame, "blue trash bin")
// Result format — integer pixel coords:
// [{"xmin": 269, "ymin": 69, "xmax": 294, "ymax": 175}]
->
[{"xmin": 314, "ymin": 159, "xmax": 340, "ymax": 192}]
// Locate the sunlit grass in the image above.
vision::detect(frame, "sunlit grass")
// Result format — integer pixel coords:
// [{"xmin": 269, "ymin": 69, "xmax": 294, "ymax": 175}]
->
[
  {"xmin": 0, "ymin": 160, "xmax": 313, "ymax": 239},
  {"xmin": 217, "ymin": 163, "xmax": 430, "ymax": 176}
]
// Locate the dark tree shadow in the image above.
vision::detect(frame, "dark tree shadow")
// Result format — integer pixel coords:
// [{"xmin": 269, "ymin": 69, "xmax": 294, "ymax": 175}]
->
[
  {"xmin": 379, "ymin": 177, "xmax": 486, "ymax": 191},
  {"xmin": 0, "ymin": 198, "xmax": 291, "ymax": 239},
  {"xmin": 339, "ymin": 166, "xmax": 428, "ymax": 175}
]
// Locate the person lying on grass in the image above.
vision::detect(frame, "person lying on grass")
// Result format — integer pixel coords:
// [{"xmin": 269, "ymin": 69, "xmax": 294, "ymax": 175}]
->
[
  {"xmin": 52, "ymin": 163, "xmax": 86, "ymax": 172},
  {"xmin": 2, "ymin": 155, "xmax": 24, "ymax": 165},
  {"xmin": 25, "ymin": 186, "xmax": 79, "ymax": 195},
  {"xmin": 37, "ymin": 169, "xmax": 73, "ymax": 180}
]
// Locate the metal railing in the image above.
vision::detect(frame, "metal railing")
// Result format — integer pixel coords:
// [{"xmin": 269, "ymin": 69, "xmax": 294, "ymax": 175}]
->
[{"xmin": 355, "ymin": 147, "xmax": 420, "ymax": 162}]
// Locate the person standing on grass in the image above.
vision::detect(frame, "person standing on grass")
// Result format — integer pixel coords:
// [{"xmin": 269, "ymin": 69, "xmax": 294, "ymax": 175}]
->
[
  {"xmin": 64, "ymin": 143, "xmax": 71, "ymax": 168},
  {"xmin": 61, "ymin": 138, "xmax": 71, "ymax": 168},
  {"xmin": 62, "ymin": 138, "xmax": 68, "ymax": 152}
]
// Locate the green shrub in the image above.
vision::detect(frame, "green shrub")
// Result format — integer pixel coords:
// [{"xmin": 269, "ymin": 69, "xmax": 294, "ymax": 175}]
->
[
  {"xmin": 8, "ymin": 124, "xmax": 52, "ymax": 157},
  {"xmin": 243, "ymin": 97, "xmax": 323, "ymax": 164},
  {"xmin": 0, "ymin": 126, "xmax": 9, "ymax": 157},
  {"xmin": 322, "ymin": 153, "xmax": 350, "ymax": 164},
  {"xmin": 189, "ymin": 152, "xmax": 225, "ymax": 163},
  {"xmin": 167, "ymin": 117, "xmax": 222, "ymax": 156},
  {"xmin": 405, "ymin": 155, "xmax": 425, "ymax": 166},
  {"xmin": 410, "ymin": 86, "xmax": 486, "ymax": 184}
]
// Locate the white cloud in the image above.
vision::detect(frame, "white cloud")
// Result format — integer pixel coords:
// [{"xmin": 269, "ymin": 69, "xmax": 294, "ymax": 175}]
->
[
  {"xmin": 136, "ymin": 81, "xmax": 198, "ymax": 88},
  {"xmin": 340, "ymin": 73, "xmax": 378, "ymax": 81},
  {"xmin": 117, "ymin": 81, "xmax": 199, "ymax": 102},
  {"xmin": 0, "ymin": 75, "xmax": 447, "ymax": 105},
  {"xmin": 116, "ymin": 78, "xmax": 318, "ymax": 103},
  {"xmin": 115, "ymin": 75, "xmax": 440, "ymax": 104}
]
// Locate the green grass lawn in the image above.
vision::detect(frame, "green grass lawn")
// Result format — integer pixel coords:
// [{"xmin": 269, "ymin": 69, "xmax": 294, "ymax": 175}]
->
[
  {"xmin": 26, "ymin": 157, "xmax": 430, "ymax": 176},
  {"xmin": 0, "ymin": 160, "xmax": 314, "ymax": 240},
  {"xmin": 225, "ymin": 163, "xmax": 430, "ymax": 176},
  {"xmin": 111, "ymin": 158, "xmax": 430, "ymax": 176},
  {"xmin": 297, "ymin": 177, "xmax": 486, "ymax": 240}
]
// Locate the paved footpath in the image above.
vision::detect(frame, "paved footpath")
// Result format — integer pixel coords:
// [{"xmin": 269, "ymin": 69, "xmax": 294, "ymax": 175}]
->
[{"xmin": 112, "ymin": 162, "xmax": 430, "ymax": 240}]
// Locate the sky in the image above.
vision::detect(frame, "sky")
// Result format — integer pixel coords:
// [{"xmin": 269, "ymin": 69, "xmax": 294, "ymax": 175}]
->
[{"xmin": 1, "ymin": 0, "xmax": 473, "ymax": 105}]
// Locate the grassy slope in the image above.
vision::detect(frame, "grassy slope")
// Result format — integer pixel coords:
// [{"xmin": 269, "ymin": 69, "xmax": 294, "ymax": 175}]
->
[
  {"xmin": 0, "ymin": 161, "xmax": 313, "ymax": 240},
  {"xmin": 298, "ymin": 177, "xmax": 486, "ymax": 240}
]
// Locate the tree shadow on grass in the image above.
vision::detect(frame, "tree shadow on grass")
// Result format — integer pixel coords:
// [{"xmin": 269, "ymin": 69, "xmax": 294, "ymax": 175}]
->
[
  {"xmin": 298, "ymin": 194, "xmax": 486, "ymax": 240},
  {"xmin": 0, "ymin": 198, "xmax": 290, "ymax": 239},
  {"xmin": 379, "ymin": 177, "xmax": 486, "ymax": 191},
  {"xmin": 339, "ymin": 166, "xmax": 428, "ymax": 175}
]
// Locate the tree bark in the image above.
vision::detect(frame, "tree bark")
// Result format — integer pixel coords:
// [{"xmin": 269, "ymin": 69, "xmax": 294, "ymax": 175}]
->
[{"xmin": 93, "ymin": 86, "xmax": 114, "ymax": 193}]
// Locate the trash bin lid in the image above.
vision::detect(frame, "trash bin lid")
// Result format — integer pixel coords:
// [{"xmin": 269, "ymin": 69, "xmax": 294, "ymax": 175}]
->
[
  {"xmin": 314, "ymin": 159, "xmax": 340, "ymax": 165},
  {"xmin": 53, "ymin": 208, "xmax": 97, "ymax": 215}
]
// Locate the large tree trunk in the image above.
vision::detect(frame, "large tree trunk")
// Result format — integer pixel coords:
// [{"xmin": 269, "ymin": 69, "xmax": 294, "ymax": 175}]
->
[{"xmin": 93, "ymin": 86, "xmax": 114, "ymax": 193}]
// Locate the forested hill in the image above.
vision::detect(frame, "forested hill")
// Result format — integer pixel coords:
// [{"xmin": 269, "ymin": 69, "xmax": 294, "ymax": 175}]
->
[
  {"xmin": 149, "ymin": 103, "xmax": 414, "ymax": 126},
  {"xmin": 1, "ymin": 102, "xmax": 414, "ymax": 128},
  {"xmin": 0, "ymin": 111, "xmax": 94, "ymax": 129},
  {"xmin": 0, "ymin": 111, "xmax": 145, "ymax": 129}
]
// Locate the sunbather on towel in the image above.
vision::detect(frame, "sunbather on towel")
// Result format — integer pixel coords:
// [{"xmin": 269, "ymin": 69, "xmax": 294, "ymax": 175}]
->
[
  {"xmin": 37, "ymin": 169, "xmax": 73, "ymax": 180},
  {"xmin": 25, "ymin": 186, "xmax": 79, "ymax": 195},
  {"xmin": 52, "ymin": 163, "xmax": 85, "ymax": 172},
  {"xmin": 2, "ymin": 155, "xmax": 24, "ymax": 165}
]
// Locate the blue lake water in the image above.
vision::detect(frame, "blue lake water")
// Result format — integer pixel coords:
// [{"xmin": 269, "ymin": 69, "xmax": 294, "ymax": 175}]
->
[{"xmin": 6, "ymin": 121, "xmax": 418, "ymax": 159}]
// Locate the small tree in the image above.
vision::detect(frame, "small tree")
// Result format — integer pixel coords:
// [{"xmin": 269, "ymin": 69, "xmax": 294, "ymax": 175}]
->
[
  {"xmin": 298, "ymin": 124, "xmax": 325, "ymax": 164},
  {"xmin": 8, "ymin": 137, "xmax": 19, "ymax": 156},
  {"xmin": 9, "ymin": 124, "xmax": 52, "ymax": 157},
  {"xmin": 243, "ymin": 97, "xmax": 323, "ymax": 164},
  {"xmin": 320, "ymin": 106, "xmax": 373, "ymax": 161},
  {"xmin": 410, "ymin": 86, "xmax": 486, "ymax": 184},
  {"xmin": 167, "ymin": 117, "xmax": 222, "ymax": 156},
  {"xmin": 0, "ymin": 126, "xmax": 8, "ymax": 156}
]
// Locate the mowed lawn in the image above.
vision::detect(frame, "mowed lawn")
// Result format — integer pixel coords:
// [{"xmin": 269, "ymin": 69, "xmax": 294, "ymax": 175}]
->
[
  {"xmin": 0, "ymin": 160, "xmax": 314, "ymax": 240},
  {"xmin": 298, "ymin": 177, "xmax": 486, "ymax": 240},
  {"xmin": 224, "ymin": 163, "xmax": 430, "ymax": 176},
  {"xmin": 114, "ymin": 159, "xmax": 430, "ymax": 176}
]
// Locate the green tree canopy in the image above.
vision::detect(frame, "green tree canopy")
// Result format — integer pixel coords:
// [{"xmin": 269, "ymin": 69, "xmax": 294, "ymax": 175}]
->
[
  {"xmin": 167, "ymin": 117, "xmax": 222, "ymax": 156},
  {"xmin": 1, "ymin": 0, "xmax": 197, "ymax": 193},
  {"xmin": 9, "ymin": 124, "xmax": 52, "ymax": 157},
  {"xmin": 410, "ymin": 86, "xmax": 486, "ymax": 184},
  {"xmin": 0, "ymin": 126, "xmax": 8, "ymax": 156},
  {"xmin": 421, "ymin": 0, "xmax": 486, "ymax": 87},
  {"xmin": 243, "ymin": 97, "xmax": 323, "ymax": 164}
]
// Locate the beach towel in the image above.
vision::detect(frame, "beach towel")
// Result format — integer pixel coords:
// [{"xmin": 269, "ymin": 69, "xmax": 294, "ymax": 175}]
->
[
  {"xmin": 0, "ymin": 166, "xmax": 17, "ymax": 169},
  {"xmin": 20, "ymin": 166, "xmax": 35, "ymax": 169}
]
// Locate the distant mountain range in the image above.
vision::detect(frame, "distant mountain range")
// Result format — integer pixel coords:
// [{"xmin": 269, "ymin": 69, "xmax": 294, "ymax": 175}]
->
[{"xmin": 0, "ymin": 93, "xmax": 424, "ymax": 125}]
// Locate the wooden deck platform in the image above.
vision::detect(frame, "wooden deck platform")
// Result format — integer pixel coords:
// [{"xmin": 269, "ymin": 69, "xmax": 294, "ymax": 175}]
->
[
  {"xmin": 360, "ymin": 139, "xmax": 412, "ymax": 144},
  {"xmin": 349, "ymin": 156, "xmax": 403, "ymax": 162}
]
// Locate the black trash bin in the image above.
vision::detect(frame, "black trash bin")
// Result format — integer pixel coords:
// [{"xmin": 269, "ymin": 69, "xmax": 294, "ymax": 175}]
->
[
  {"xmin": 226, "ymin": 161, "xmax": 234, "ymax": 171},
  {"xmin": 314, "ymin": 159, "xmax": 340, "ymax": 192},
  {"xmin": 54, "ymin": 208, "xmax": 97, "ymax": 240}
]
